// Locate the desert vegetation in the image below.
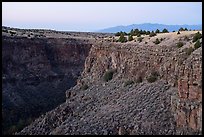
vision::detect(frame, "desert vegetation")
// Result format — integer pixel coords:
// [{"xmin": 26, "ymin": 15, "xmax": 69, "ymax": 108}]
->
[
  {"xmin": 192, "ymin": 32, "xmax": 202, "ymax": 42},
  {"xmin": 194, "ymin": 40, "xmax": 201, "ymax": 49},
  {"xmin": 185, "ymin": 47, "xmax": 194, "ymax": 55},
  {"xmin": 176, "ymin": 42, "xmax": 184, "ymax": 48},
  {"xmin": 137, "ymin": 37, "xmax": 144, "ymax": 42},
  {"xmin": 153, "ymin": 38, "xmax": 160, "ymax": 44},
  {"xmin": 80, "ymin": 84, "xmax": 89, "ymax": 90},
  {"xmin": 117, "ymin": 34, "xmax": 127, "ymax": 43},
  {"xmin": 136, "ymin": 76, "xmax": 143, "ymax": 83},
  {"xmin": 147, "ymin": 71, "xmax": 160, "ymax": 83},
  {"xmin": 124, "ymin": 80, "xmax": 134, "ymax": 87},
  {"xmin": 115, "ymin": 27, "xmax": 174, "ymax": 43},
  {"xmin": 149, "ymin": 31, "xmax": 157, "ymax": 37},
  {"xmin": 161, "ymin": 28, "xmax": 169, "ymax": 33},
  {"xmin": 103, "ymin": 70, "xmax": 115, "ymax": 82}
]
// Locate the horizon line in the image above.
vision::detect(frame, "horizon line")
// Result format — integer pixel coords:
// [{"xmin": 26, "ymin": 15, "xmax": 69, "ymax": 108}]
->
[{"xmin": 2, "ymin": 22, "xmax": 202, "ymax": 33}]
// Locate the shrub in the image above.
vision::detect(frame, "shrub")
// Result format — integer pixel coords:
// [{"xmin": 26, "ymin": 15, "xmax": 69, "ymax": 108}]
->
[
  {"xmin": 176, "ymin": 42, "xmax": 184, "ymax": 48},
  {"xmin": 142, "ymin": 30, "xmax": 146, "ymax": 35},
  {"xmin": 160, "ymin": 38, "xmax": 164, "ymax": 41},
  {"xmin": 184, "ymin": 28, "xmax": 188, "ymax": 31},
  {"xmin": 177, "ymin": 31, "xmax": 180, "ymax": 34},
  {"xmin": 194, "ymin": 40, "xmax": 201, "ymax": 49},
  {"xmin": 9, "ymin": 31, "xmax": 16, "ymax": 36},
  {"xmin": 152, "ymin": 71, "xmax": 160, "ymax": 77},
  {"xmin": 154, "ymin": 38, "xmax": 160, "ymax": 44},
  {"xmin": 155, "ymin": 29, "xmax": 160, "ymax": 33},
  {"xmin": 124, "ymin": 80, "xmax": 134, "ymax": 87},
  {"xmin": 172, "ymin": 30, "xmax": 175, "ymax": 32},
  {"xmin": 147, "ymin": 75, "xmax": 157, "ymax": 83},
  {"xmin": 136, "ymin": 76, "xmax": 143, "ymax": 83},
  {"xmin": 2, "ymin": 29, "xmax": 8, "ymax": 33},
  {"xmin": 137, "ymin": 37, "xmax": 143, "ymax": 42},
  {"xmin": 149, "ymin": 32, "xmax": 156, "ymax": 37},
  {"xmin": 128, "ymin": 35, "xmax": 133, "ymax": 41},
  {"xmin": 103, "ymin": 70, "xmax": 115, "ymax": 82},
  {"xmin": 179, "ymin": 27, "xmax": 184, "ymax": 31},
  {"xmin": 184, "ymin": 35, "xmax": 190, "ymax": 41},
  {"xmin": 118, "ymin": 34, "xmax": 127, "ymax": 43},
  {"xmin": 34, "ymin": 34, "xmax": 38, "ymax": 38},
  {"xmin": 192, "ymin": 32, "xmax": 202, "ymax": 42},
  {"xmin": 162, "ymin": 28, "xmax": 169, "ymax": 33},
  {"xmin": 123, "ymin": 32, "xmax": 128, "ymax": 35},
  {"xmin": 133, "ymin": 29, "xmax": 139, "ymax": 36},
  {"xmin": 9, "ymin": 31, "xmax": 16, "ymax": 35},
  {"xmin": 147, "ymin": 71, "xmax": 159, "ymax": 83},
  {"xmin": 137, "ymin": 33, "xmax": 141, "ymax": 37},
  {"xmin": 130, "ymin": 29, "xmax": 134, "ymax": 36},
  {"xmin": 146, "ymin": 31, "xmax": 150, "ymax": 35},
  {"xmin": 81, "ymin": 84, "xmax": 89, "ymax": 90},
  {"xmin": 145, "ymin": 42, "xmax": 148, "ymax": 44},
  {"xmin": 115, "ymin": 31, "xmax": 127, "ymax": 36},
  {"xmin": 115, "ymin": 32, "xmax": 121, "ymax": 36},
  {"xmin": 185, "ymin": 47, "xmax": 194, "ymax": 55}
]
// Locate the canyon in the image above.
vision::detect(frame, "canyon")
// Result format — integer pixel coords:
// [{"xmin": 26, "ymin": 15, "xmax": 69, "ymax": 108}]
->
[
  {"xmin": 2, "ymin": 26, "xmax": 112, "ymax": 134},
  {"xmin": 2, "ymin": 26, "xmax": 202, "ymax": 135}
]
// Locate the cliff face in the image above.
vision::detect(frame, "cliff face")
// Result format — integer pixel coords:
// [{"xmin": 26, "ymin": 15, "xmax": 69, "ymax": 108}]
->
[
  {"xmin": 17, "ymin": 31, "xmax": 202, "ymax": 135},
  {"xmin": 172, "ymin": 48, "xmax": 202, "ymax": 133},
  {"xmin": 81, "ymin": 36, "xmax": 202, "ymax": 134},
  {"xmin": 2, "ymin": 35, "xmax": 92, "ymax": 134}
]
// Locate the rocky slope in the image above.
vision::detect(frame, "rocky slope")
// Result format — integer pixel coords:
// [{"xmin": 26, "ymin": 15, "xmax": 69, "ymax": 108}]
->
[
  {"xmin": 18, "ymin": 80, "xmax": 176, "ymax": 135},
  {"xmin": 2, "ymin": 27, "xmax": 111, "ymax": 134},
  {"xmin": 17, "ymin": 31, "xmax": 202, "ymax": 135}
]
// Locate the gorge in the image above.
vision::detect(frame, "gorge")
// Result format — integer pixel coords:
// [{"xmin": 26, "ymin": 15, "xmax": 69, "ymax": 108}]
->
[{"xmin": 2, "ymin": 26, "xmax": 202, "ymax": 135}]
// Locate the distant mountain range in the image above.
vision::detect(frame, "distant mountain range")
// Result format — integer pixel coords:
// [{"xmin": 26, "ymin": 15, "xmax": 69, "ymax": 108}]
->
[{"xmin": 97, "ymin": 23, "xmax": 202, "ymax": 33}]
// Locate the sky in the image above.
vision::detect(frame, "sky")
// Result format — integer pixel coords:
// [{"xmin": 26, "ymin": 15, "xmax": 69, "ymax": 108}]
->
[{"xmin": 2, "ymin": 2, "xmax": 202, "ymax": 32}]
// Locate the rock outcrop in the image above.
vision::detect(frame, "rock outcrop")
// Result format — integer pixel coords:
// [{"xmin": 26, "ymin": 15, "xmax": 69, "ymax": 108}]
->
[{"xmin": 172, "ymin": 48, "xmax": 202, "ymax": 134}]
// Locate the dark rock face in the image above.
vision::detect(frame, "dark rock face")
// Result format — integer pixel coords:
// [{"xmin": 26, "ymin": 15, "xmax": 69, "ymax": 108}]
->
[{"xmin": 2, "ymin": 36, "xmax": 92, "ymax": 134}]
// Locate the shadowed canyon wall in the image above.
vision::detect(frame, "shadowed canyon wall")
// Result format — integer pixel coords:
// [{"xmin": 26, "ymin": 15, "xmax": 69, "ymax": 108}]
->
[{"xmin": 2, "ymin": 35, "xmax": 92, "ymax": 134}]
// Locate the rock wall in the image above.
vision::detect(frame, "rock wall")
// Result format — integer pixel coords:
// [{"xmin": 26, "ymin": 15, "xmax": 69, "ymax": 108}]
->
[
  {"xmin": 79, "ymin": 40, "xmax": 202, "ymax": 133},
  {"xmin": 2, "ymin": 35, "xmax": 92, "ymax": 134},
  {"xmin": 172, "ymin": 48, "xmax": 202, "ymax": 134},
  {"xmin": 81, "ymin": 42, "xmax": 186, "ymax": 86}
]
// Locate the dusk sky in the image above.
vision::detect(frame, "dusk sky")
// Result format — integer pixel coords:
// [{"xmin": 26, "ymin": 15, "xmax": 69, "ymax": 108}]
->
[{"xmin": 2, "ymin": 2, "xmax": 202, "ymax": 32}]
